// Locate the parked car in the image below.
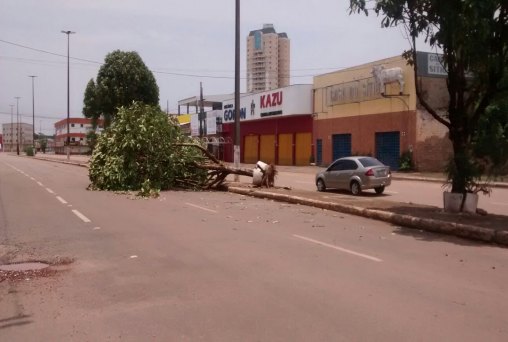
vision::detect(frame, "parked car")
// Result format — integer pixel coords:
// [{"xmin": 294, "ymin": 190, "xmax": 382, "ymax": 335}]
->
[{"xmin": 315, "ymin": 156, "xmax": 391, "ymax": 195}]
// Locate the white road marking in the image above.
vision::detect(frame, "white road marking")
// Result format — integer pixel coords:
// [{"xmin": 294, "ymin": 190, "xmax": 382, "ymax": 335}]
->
[
  {"xmin": 72, "ymin": 210, "xmax": 91, "ymax": 223},
  {"xmin": 46, "ymin": 188, "xmax": 55, "ymax": 194},
  {"xmin": 130, "ymin": 255, "xmax": 138, "ymax": 259},
  {"xmin": 385, "ymin": 190, "xmax": 399, "ymax": 194},
  {"xmin": 93, "ymin": 227, "xmax": 101, "ymax": 230},
  {"xmin": 185, "ymin": 202, "xmax": 218, "ymax": 214},
  {"xmin": 37, "ymin": 181, "xmax": 44, "ymax": 186},
  {"xmin": 30, "ymin": 177, "xmax": 35, "ymax": 181},
  {"xmin": 56, "ymin": 196, "xmax": 68, "ymax": 204},
  {"xmin": 293, "ymin": 234, "xmax": 383, "ymax": 262}
]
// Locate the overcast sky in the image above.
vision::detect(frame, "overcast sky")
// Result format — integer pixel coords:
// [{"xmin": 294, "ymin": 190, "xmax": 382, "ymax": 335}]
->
[{"xmin": 1, "ymin": 0, "xmax": 431, "ymax": 135}]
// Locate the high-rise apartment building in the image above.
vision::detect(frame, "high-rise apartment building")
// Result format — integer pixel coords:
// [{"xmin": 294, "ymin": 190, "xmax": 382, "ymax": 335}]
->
[{"xmin": 247, "ymin": 24, "xmax": 290, "ymax": 93}]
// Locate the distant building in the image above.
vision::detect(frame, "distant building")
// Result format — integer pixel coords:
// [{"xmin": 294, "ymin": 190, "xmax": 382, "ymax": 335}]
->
[
  {"xmin": 54, "ymin": 118, "xmax": 103, "ymax": 154},
  {"xmin": 1, "ymin": 122, "xmax": 34, "ymax": 152},
  {"xmin": 247, "ymin": 24, "xmax": 290, "ymax": 93}
]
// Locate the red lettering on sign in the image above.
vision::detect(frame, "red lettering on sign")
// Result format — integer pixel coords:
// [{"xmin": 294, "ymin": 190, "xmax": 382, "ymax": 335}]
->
[{"xmin": 260, "ymin": 91, "xmax": 283, "ymax": 109}]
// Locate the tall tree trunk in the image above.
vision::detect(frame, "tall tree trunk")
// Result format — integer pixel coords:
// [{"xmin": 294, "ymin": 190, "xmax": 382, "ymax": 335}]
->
[{"xmin": 449, "ymin": 125, "xmax": 470, "ymax": 194}]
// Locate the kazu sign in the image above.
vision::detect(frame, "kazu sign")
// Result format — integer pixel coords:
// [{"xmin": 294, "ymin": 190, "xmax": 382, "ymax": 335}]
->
[
  {"xmin": 223, "ymin": 104, "xmax": 246, "ymax": 122},
  {"xmin": 260, "ymin": 91, "xmax": 283, "ymax": 109}
]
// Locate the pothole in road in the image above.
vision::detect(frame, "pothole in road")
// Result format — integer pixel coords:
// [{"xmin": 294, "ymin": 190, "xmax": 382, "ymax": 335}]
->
[{"xmin": 0, "ymin": 257, "xmax": 74, "ymax": 282}]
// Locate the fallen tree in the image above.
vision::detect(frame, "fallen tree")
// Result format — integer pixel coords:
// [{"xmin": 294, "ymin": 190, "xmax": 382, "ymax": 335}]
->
[
  {"xmin": 177, "ymin": 142, "xmax": 254, "ymax": 189},
  {"xmin": 88, "ymin": 103, "xmax": 256, "ymax": 195}
]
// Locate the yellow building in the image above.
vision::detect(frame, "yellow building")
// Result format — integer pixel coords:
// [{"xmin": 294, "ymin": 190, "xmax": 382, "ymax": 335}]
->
[{"xmin": 313, "ymin": 52, "xmax": 451, "ymax": 171}]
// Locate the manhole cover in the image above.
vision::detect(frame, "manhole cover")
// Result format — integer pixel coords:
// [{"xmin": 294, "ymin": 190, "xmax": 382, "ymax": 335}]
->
[{"xmin": 0, "ymin": 262, "xmax": 50, "ymax": 272}]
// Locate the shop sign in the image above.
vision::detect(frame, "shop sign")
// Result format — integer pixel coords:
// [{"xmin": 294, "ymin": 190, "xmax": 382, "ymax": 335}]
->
[
  {"xmin": 223, "ymin": 104, "xmax": 246, "ymax": 123},
  {"xmin": 326, "ymin": 78, "xmax": 383, "ymax": 106},
  {"xmin": 427, "ymin": 53, "xmax": 447, "ymax": 76},
  {"xmin": 260, "ymin": 91, "xmax": 283, "ymax": 109}
]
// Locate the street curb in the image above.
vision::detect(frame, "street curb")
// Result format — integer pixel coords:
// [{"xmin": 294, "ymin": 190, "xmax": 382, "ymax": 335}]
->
[
  {"xmin": 31, "ymin": 156, "xmax": 89, "ymax": 168},
  {"xmin": 226, "ymin": 186, "xmax": 507, "ymax": 247}
]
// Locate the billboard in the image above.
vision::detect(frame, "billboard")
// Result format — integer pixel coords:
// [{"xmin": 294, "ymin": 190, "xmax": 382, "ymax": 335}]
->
[
  {"xmin": 221, "ymin": 84, "xmax": 313, "ymax": 123},
  {"xmin": 190, "ymin": 110, "xmax": 221, "ymax": 137},
  {"xmin": 416, "ymin": 51, "xmax": 447, "ymax": 78}
]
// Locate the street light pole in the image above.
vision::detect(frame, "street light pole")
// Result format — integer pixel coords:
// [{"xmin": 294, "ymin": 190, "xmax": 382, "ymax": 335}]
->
[
  {"xmin": 29, "ymin": 75, "xmax": 37, "ymax": 154},
  {"xmin": 234, "ymin": 0, "xmax": 241, "ymax": 181},
  {"xmin": 9, "ymin": 104, "xmax": 14, "ymax": 152},
  {"xmin": 61, "ymin": 30, "xmax": 75, "ymax": 160},
  {"xmin": 14, "ymin": 97, "xmax": 20, "ymax": 155}
]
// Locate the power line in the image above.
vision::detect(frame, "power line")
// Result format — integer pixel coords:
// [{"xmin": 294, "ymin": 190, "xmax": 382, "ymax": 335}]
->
[
  {"xmin": 0, "ymin": 38, "xmax": 101, "ymax": 65},
  {"xmin": 0, "ymin": 38, "xmax": 345, "ymax": 80},
  {"xmin": 0, "ymin": 111, "xmax": 65, "ymax": 121},
  {"xmin": 0, "ymin": 55, "xmax": 99, "ymax": 68}
]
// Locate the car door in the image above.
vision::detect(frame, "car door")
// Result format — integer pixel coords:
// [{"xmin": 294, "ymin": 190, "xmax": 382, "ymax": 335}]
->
[
  {"xmin": 337, "ymin": 160, "xmax": 358, "ymax": 189},
  {"xmin": 324, "ymin": 160, "xmax": 345, "ymax": 188}
]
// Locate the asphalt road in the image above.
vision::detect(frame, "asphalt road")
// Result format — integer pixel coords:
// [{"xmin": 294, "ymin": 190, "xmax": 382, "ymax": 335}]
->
[{"xmin": 1, "ymin": 154, "xmax": 507, "ymax": 341}]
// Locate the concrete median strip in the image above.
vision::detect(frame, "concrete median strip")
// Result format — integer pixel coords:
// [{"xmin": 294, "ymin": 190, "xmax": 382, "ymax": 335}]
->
[{"xmin": 226, "ymin": 185, "xmax": 507, "ymax": 247}]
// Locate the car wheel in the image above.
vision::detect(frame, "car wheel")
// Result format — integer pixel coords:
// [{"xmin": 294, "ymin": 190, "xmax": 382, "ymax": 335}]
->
[
  {"xmin": 374, "ymin": 186, "xmax": 385, "ymax": 194},
  {"xmin": 350, "ymin": 181, "xmax": 361, "ymax": 195},
  {"xmin": 316, "ymin": 179, "xmax": 326, "ymax": 192}
]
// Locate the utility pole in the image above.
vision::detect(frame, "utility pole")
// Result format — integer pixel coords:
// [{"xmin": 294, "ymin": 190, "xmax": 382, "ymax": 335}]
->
[
  {"xmin": 234, "ymin": 0, "xmax": 241, "ymax": 180},
  {"xmin": 199, "ymin": 82, "xmax": 205, "ymax": 137},
  {"xmin": 61, "ymin": 30, "xmax": 75, "ymax": 160},
  {"xmin": 15, "ymin": 97, "xmax": 20, "ymax": 155},
  {"xmin": 9, "ymin": 104, "xmax": 14, "ymax": 152},
  {"xmin": 29, "ymin": 75, "xmax": 37, "ymax": 154}
]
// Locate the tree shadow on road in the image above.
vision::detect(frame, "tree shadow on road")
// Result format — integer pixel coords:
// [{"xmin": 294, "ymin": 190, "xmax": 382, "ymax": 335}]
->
[{"xmin": 390, "ymin": 225, "xmax": 492, "ymax": 247}]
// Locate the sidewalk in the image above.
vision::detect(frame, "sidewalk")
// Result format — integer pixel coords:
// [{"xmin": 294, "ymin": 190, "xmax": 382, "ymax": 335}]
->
[
  {"xmin": 31, "ymin": 152, "xmax": 90, "ymax": 167},
  {"xmin": 29, "ymin": 153, "xmax": 508, "ymax": 246}
]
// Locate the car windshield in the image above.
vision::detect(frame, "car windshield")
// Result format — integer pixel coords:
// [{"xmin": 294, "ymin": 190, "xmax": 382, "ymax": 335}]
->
[{"xmin": 358, "ymin": 157, "xmax": 383, "ymax": 167}]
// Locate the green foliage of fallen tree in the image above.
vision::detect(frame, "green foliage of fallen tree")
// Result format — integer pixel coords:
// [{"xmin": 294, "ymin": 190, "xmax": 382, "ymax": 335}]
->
[{"xmin": 88, "ymin": 102, "xmax": 208, "ymax": 193}]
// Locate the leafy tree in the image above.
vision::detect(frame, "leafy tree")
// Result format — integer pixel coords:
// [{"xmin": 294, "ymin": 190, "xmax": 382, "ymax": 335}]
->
[
  {"xmin": 40, "ymin": 138, "xmax": 47, "ymax": 153},
  {"xmin": 349, "ymin": 0, "xmax": 508, "ymax": 194},
  {"xmin": 85, "ymin": 130, "xmax": 98, "ymax": 154},
  {"xmin": 83, "ymin": 50, "xmax": 159, "ymax": 128},
  {"xmin": 88, "ymin": 102, "xmax": 207, "ymax": 195},
  {"xmin": 473, "ymin": 81, "xmax": 508, "ymax": 177},
  {"xmin": 83, "ymin": 79, "xmax": 100, "ymax": 128}
]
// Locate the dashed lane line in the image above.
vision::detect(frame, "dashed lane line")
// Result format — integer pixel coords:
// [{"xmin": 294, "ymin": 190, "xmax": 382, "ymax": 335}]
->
[
  {"xmin": 72, "ymin": 210, "xmax": 91, "ymax": 223},
  {"xmin": 185, "ymin": 202, "xmax": 218, "ymax": 214},
  {"xmin": 293, "ymin": 234, "xmax": 383, "ymax": 262},
  {"xmin": 4, "ymin": 163, "xmax": 94, "ymax": 224},
  {"xmin": 56, "ymin": 196, "xmax": 68, "ymax": 204}
]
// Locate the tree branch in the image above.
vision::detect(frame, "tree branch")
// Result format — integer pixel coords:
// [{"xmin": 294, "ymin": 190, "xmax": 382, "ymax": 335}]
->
[{"xmin": 176, "ymin": 143, "xmax": 222, "ymax": 165}]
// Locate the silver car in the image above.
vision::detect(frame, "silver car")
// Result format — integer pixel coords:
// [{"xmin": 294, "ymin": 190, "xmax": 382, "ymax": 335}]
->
[{"xmin": 315, "ymin": 156, "xmax": 391, "ymax": 195}]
